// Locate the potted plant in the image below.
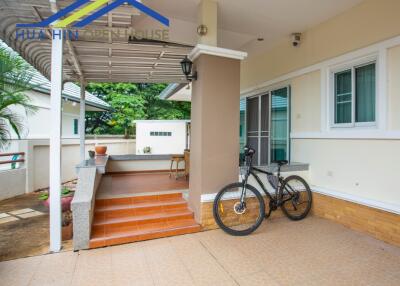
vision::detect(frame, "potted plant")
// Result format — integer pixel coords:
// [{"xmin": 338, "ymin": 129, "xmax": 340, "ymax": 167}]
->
[
  {"xmin": 143, "ymin": 146, "xmax": 151, "ymax": 154},
  {"xmin": 88, "ymin": 150, "xmax": 95, "ymax": 159},
  {"xmin": 95, "ymin": 144, "xmax": 107, "ymax": 156},
  {"xmin": 39, "ymin": 187, "xmax": 74, "ymax": 212},
  {"xmin": 62, "ymin": 210, "xmax": 73, "ymax": 241}
]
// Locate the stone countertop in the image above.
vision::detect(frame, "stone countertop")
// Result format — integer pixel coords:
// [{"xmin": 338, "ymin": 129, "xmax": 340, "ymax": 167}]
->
[
  {"xmin": 248, "ymin": 162, "xmax": 309, "ymax": 173},
  {"xmin": 109, "ymin": 154, "xmax": 173, "ymax": 161},
  {"xmin": 76, "ymin": 155, "xmax": 109, "ymax": 174}
]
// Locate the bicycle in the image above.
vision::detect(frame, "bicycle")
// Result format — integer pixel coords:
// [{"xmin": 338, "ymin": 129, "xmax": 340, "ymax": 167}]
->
[{"xmin": 213, "ymin": 146, "xmax": 312, "ymax": 236}]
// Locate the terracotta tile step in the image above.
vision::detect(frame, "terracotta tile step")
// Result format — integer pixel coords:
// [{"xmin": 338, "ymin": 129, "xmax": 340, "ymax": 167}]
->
[
  {"xmin": 94, "ymin": 198, "xmax": 187, "ymax": 213},
  {"xmin": 92, "ymin": 209, "xmax": 194, "ymax": 228},
  {"xmin": 90, "ymin": 219, "xmax": 201, "ymax": 249},
  {"xmin": 95, "ymin": 193, "xmax": 183, "ymax": 207}
]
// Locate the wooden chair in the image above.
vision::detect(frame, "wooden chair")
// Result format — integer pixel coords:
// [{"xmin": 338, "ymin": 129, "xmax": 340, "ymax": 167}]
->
[
  {"xmin": 184, "ymin": 149, "xmax": 190, "ymax": 180},
  {"xmin": 169, "ymin": 154, "xmax": 185, "ymax": 179}
]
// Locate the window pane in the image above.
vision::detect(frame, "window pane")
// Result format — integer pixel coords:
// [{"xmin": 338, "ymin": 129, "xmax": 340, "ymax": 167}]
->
[
  {"xmin": 271, "ymin": 87, "xmax": 289, "ymax": 162},
  {"xmin": 239, "ymin": 98, "xmax": 246, "ymax": 154},
  {"xmin": 356, "ymin": 63, "xmax": 375, "ymax": 123},
  {"xmin": 73, "ymin": 119, "xmax": 78, "ymax": 135},
  {"xmin": 335, "ymin": 70, "xmax": 352, "ymax": 124}
]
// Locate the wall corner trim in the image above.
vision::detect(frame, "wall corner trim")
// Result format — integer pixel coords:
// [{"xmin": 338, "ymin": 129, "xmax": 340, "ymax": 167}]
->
[{"xmin": 189, "ymin": 44, "xmax": 248, "ymax": 61}]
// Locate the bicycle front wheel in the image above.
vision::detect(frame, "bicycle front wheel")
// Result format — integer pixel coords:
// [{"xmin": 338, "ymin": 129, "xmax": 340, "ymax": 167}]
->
[{"xmin": 213, "ymin": 182, "xmax": 265, "ymax": 236}]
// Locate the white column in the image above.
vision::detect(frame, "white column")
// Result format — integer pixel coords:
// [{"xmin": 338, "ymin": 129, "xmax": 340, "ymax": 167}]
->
[
  {"xmin": 49, "ymin": 28, "xmax": 64, "ymax": 252},
  {"xmin": 79, "ymin": 79, "xmax": 86, "ymax": 162}
]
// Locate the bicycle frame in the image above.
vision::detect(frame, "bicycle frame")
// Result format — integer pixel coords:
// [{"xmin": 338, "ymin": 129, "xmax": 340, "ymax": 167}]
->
[{"xmin": 240, "ymin": 156, "xmax": 297, "ymax": 207}]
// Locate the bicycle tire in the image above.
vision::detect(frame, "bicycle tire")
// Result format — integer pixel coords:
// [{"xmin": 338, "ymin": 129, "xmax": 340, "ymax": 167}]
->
[
  {"xmin": 279, "ymin": 175, "xmax": 312, "ymax": 221},
  {"xmin": 213, "ymin": 182, "xmax": 265, "ymax": 236}
]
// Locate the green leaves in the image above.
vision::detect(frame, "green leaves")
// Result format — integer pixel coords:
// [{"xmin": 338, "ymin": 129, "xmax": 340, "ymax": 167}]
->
[
  {"xmin": 85, "ymin": 83, "xmax": 191, "ymax": 136},
  {"xmin": 0, "ymin": 46, "xmax": 37, "ymax": 150}
]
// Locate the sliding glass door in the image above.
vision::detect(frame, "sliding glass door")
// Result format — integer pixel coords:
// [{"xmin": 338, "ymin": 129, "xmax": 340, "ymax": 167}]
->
[
  {"xmin": 243, "ymin": 86, "xmax": 290, "ymax": 166},
  {"xmin": 246, "ymin": 94, "xmax": 269, "ymax": 166},
  {"xmin": 270, "ymin": 87, "xmax": 290, "ymax": 162}
]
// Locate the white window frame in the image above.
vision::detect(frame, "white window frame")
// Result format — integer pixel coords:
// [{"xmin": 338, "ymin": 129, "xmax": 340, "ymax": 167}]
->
[{"xmin": 329, "ymin": 54, "xmax": 378, "ymax": 129}]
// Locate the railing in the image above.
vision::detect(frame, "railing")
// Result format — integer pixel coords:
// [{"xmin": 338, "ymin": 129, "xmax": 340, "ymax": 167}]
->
[{"xmin": 0, "ymin": 152, "xmax": 25, "ymax": 167}]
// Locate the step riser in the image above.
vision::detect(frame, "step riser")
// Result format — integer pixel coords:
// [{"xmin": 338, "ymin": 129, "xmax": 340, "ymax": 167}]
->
[
  {"xmin": 94, "ymin": 203, "xmax": 188, "ymax": 219},
  {"xmin": 92, "ymin": 213, "xmax": 195, "ymax": 232},
  {"xmin": 91, "ymin": 193, "xmax": 200, "ymax": 249},
  {"xmin": 90, "ymin": 225, "xmax": 201, "ymax": 249},
  {"xmin": 95, "ymin": 194, "xmax": 183, "ymax": 208}
]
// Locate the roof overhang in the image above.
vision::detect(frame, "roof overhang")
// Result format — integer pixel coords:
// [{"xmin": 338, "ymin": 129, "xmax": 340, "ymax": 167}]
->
[{"xmin": 0, "ymin": 0, "xmax": 192, "ymax": 84}]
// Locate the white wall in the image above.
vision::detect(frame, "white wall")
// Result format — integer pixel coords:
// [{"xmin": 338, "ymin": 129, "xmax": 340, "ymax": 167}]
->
[
  {"xmin": 0, "ymin": 138, "xmax": 136, "ymax": 199},
  {"xmin": 29, "ymin": 138, "xmax": 136, "ymax": 191},
  {"xmin": 0, "ymin": 168, "xmax": 26, "ymax": 201},
  {"xmin": 9, "ymin": 90, "xmax": 81, "ymax": 139},
  {"xmin": 135, "ymin": 121, "xmax": 188, "ymax": 155}
]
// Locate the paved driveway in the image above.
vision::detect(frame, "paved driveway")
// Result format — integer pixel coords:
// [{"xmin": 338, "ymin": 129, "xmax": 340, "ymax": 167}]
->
[{"xmin": 1, "ymin": 216, "xmax": 400, "ymax": 286}]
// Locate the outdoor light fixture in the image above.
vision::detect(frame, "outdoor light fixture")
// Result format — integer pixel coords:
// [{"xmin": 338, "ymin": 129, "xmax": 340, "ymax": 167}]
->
[{"xmin": 180, "ymin": 56, "xmax": 197, "ymax": 81}]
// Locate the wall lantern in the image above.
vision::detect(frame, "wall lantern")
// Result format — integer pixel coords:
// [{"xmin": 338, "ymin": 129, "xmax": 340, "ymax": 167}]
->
[{"xmin": 180, "ymin": 56, "xmax": 198, "ymax": 81}]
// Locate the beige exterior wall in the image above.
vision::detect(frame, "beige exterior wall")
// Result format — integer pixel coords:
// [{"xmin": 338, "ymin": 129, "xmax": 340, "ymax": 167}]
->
[
  {"xmin": 292, "ymin": 139, "xmax": 400, "ymax": 205},
  {"xmin": 291, "ymin": 71, "xmax": 321, "ymax": 133},
  {"xmin": 388, "ymin": 45, "xmax": 400, "ymax": 130},
  {"xmin": 240, "ymin": 0, "xmax": 400, "ymax": 213},
  {"xmin": 190, "ymin": 54, "xmax": 241, "ymax": 221},
  {"xmin": 241, "ymin": 0, "xmax": 400, "ymax": 89}
]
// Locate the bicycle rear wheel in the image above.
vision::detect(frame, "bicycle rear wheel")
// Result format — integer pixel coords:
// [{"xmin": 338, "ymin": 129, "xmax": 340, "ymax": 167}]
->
[
  {"xmin": 213, "ymin": 182, "xmax": 265, "ymax": 236},
  {"xmin": 279, "ymin": 175, "xmax": 312, "ymax": 220}
]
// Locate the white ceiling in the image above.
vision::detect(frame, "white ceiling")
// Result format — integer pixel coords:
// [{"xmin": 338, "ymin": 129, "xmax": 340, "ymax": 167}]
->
[
  {"xmin": 0, "ymin": 0, "xmax": 365, "ymax": 84},
  {"xmin": 143, "ymin": 0, "xmax": 365, "ymax": 54}
]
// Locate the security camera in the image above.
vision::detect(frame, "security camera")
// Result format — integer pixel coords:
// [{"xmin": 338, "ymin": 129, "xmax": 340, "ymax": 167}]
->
[{"xmin": 292, "ymin": 33, "xmax": 301, "ymax": 47}]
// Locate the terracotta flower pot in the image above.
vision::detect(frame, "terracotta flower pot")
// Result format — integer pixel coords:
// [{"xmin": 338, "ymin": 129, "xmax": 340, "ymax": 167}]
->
[
  {"xmin": 62, "ymin": 223, "xmax": 73, "ymax": 241},
  {"xmin": 95, "ymin": 145, "xmax": 107, "ymax": 156},
  {"xmin": 43, "ymin": 196, "xmax": 73, "ymax": 212}
]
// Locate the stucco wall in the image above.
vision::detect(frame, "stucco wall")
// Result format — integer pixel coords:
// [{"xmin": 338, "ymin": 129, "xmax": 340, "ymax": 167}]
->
[
  {"xmin": 241, "ymin": 0, "xmax": 400, "ymax": 90},
  {"xmin": 10, "ymin": 90, "xmax": 80, "ymax": 139},
  {"xmin": 0, "ymin": 168, "xmax": 26, "ymax": 201},
  {"xmin": 31, "ymin": 139, "xmax": 136, "ymax": 190},
  {"xmin": 388, "ymin": 45, "xmax": 400, "ymax": 130},
  {"xmin": 240, "ymin": 0, "xmax": 400, "ymax": 212},
  {"xmin": 291, "ymin": 71, "xmax": 321, "ymax": 133},
  {"xmin": 135, "ymin": 121, "xmax": 188, "ymax": 155}
]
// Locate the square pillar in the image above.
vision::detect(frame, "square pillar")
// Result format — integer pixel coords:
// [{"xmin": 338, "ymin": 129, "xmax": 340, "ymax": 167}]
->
[
  {"xmin": 188, "ymin": 45, "xmax": 247, "ymax": 225},
  {"xmin": 79, "ymin": 80, "xmax": 86, "ymax": 162},
  {"xmin": 49, "ymin": 29, "xmax": 64, "ymax": 252}
]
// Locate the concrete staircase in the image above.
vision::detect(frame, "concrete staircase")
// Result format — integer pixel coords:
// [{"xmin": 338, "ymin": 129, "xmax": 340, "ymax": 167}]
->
[{"xmin": 89, "ymin": 193, "xmax": 201, "ymax": 248}]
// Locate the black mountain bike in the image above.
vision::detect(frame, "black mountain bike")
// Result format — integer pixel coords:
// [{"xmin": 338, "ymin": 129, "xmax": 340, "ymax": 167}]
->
[{"xmin": 213, "ymin": 146, "xmax": 312, "ymax": 236}]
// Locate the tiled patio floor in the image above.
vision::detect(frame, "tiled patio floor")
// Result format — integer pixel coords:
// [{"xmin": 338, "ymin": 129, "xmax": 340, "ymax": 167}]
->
[{"xmin": 1, "ymin": 216, "xmax": 400, "ymax": 286}]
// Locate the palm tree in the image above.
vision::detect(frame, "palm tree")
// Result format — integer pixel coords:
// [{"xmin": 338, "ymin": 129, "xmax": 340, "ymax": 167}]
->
[{"xmin": 0, "ymin": 46, "xmax": 37, "ymax": 150}]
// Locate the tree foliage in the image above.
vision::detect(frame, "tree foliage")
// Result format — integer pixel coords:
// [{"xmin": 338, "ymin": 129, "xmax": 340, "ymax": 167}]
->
[
  {"xmin": 0, "ymin": 46, "xmax": 37, "ymax": 150},
  {"xmin": 85, "ymin": 83, "xmax": 191, "ymax": 136}
]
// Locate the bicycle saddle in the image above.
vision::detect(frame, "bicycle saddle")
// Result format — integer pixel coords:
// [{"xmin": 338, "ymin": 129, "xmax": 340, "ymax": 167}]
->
[{"xmin": 274, "ymin": 160, "xmax": 289, "ymax": 166}]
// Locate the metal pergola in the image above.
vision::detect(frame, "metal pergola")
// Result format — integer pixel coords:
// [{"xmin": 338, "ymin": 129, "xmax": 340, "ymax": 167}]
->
[
  {"xmin": 0, "ymin": 0, "xmax": 192, "ymax": 252},
  {"xmin": 0, "ymin": 0, "xmax": 192, "ymax": 83}
]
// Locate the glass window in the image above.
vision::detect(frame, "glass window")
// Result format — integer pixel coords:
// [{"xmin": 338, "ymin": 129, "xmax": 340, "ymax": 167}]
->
[
  {"xmin": 73, "ymin": 119, "xmax": 78, "ymax": 135},
  {"xmin": 356, "ymin": 63, "xmax": 376, "ymax": 123},
  {"xmin": 333, "ymin": 62, "xmax": 376, "ymax": 126},
  {"xmin": 334, "ymin": 70, "xmax": 352, "ymax": 124},
  {"xmin": 271, "ymin": 87, "xmax": 289, "ymax": 162}
]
